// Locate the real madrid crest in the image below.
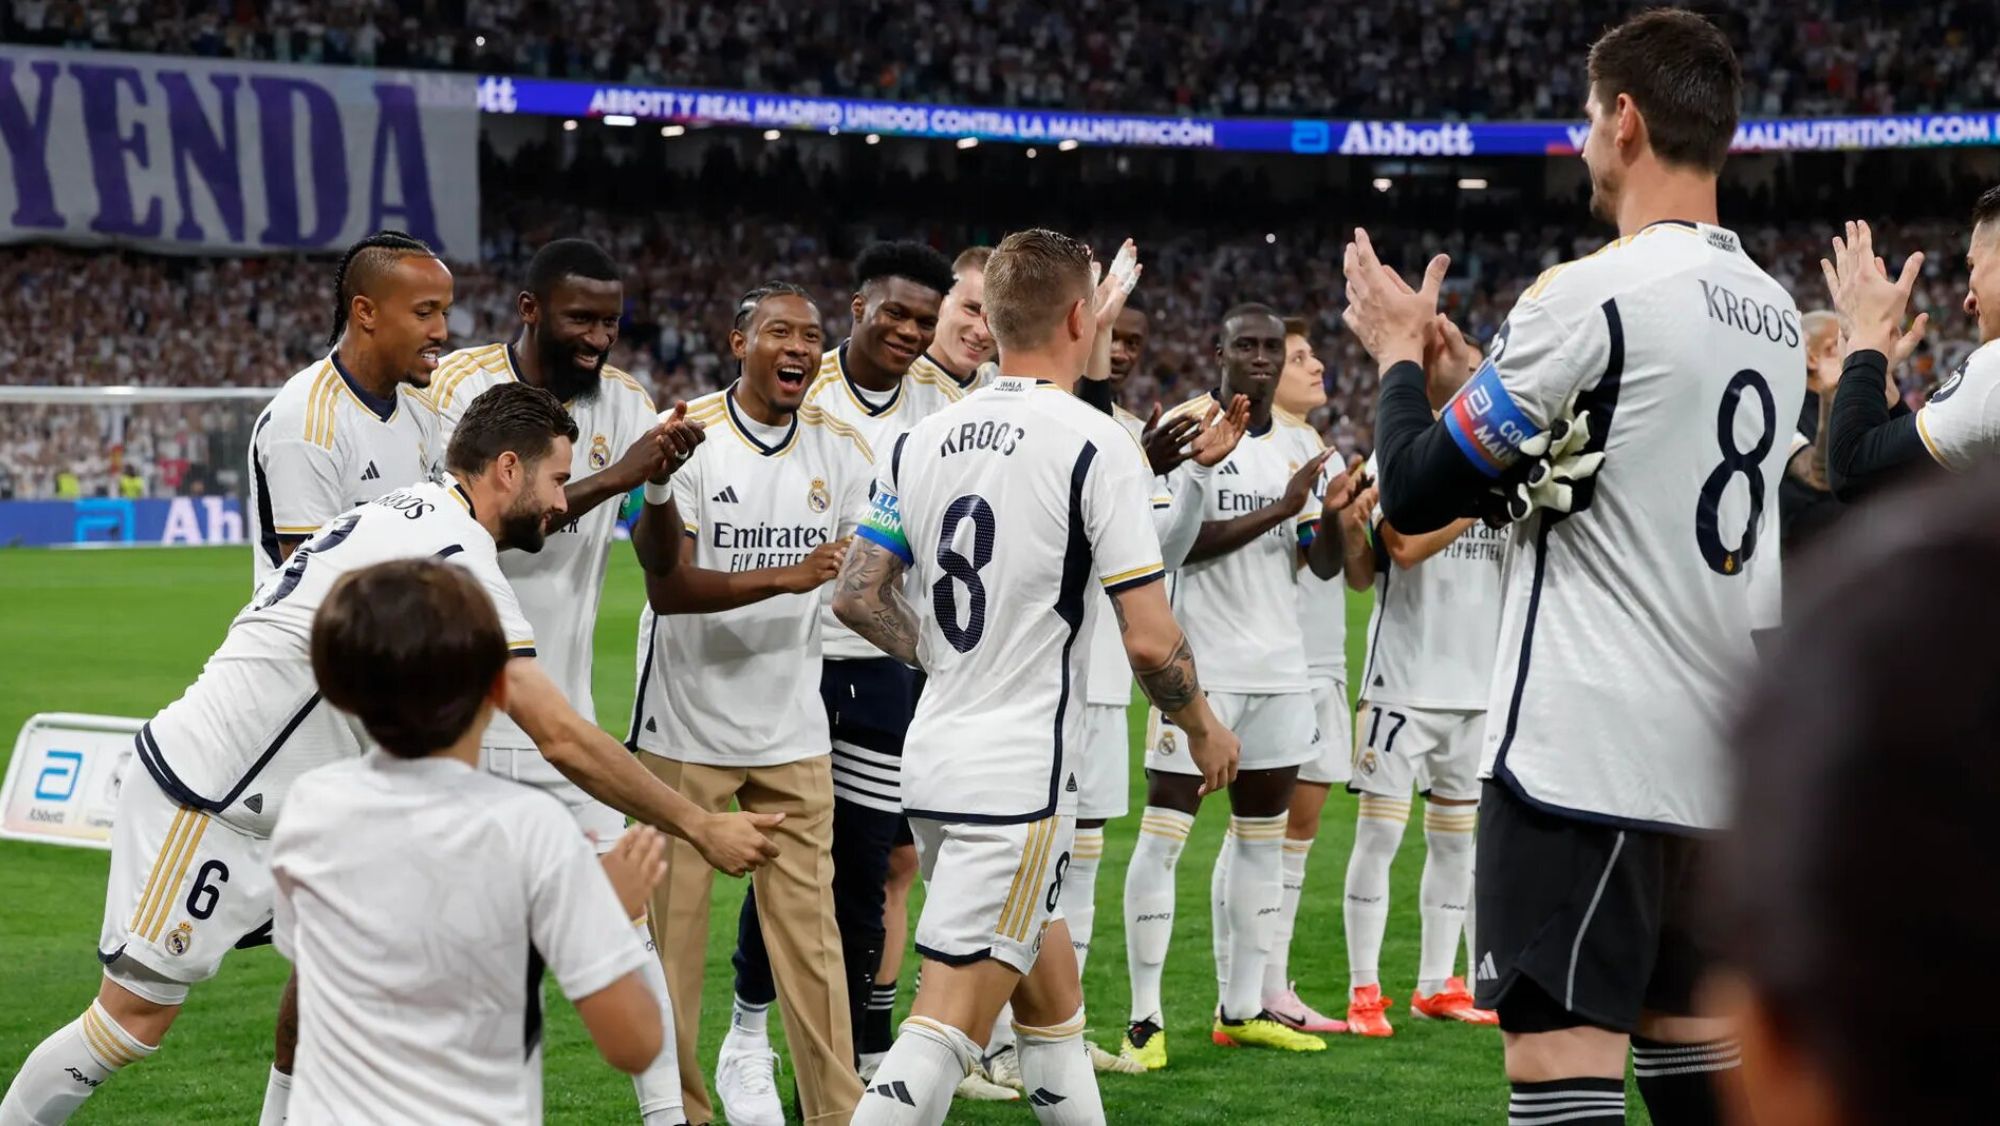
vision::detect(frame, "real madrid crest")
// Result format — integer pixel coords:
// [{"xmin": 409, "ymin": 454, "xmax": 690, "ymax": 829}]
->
[
  {"xmin": 589, "ymin": 434, "xmax": 611, "ymax": 470},
  {"xmin": 807, "ymin": 476, "xmax": 831, "ymax": 513},
  {"xmin": 1159, "ymin": 730, "xmax": 1179, "ymax": 756},
  {"xmin": 165, "ymin": 922, "xmax": 192, "ymax": 957},
  {"xmin": 1359, "ymin": 751, "xmax": 1379, "ymax": 776}
]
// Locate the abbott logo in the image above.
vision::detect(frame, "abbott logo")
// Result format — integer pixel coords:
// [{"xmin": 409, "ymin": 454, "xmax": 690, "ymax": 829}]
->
[
  {"xmin": 1337, "ymin": 121, "xmax": 1475, "ymax": 156},
  {"xmin": 35, "ymin": 749, "xmax": 84, "ymax": 801}
]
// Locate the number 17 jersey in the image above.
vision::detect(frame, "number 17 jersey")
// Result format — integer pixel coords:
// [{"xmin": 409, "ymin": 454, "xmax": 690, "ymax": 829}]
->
[
  {"xmin": 1450, "ymin": 221, "xmax": 1804, "ymax": 832},
  {"xmin": 857, "ymin": 377, "xmax": 1166, "ymax": 823}
]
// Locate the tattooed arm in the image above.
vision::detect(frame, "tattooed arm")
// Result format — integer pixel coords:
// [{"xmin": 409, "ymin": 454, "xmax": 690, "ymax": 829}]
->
[
  {"xmin": 1110, "ymin": 578, "xmax": 1240, "ymax": 793},
  {"xmin": 831, "ymin": 537, "xmax": 922, "ymax": 667}
]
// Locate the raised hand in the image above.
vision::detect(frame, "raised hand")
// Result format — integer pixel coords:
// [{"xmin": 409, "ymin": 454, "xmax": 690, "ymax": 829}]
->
[
  {"xmin": 1821, "ymin": 220, "xmax": 1924, "ymax": 359},
  {"xmin": 779, "ymin": 536, "xmax": 851, "ymax": 594},
  {"xmin": 1140, "ymin": 402, "xmax": 1201, "ymax": 477},
  {"xmin": 1343, "ymin": 228, "xmax": 1450, "ymax": 369},
  {"xmin": 1189, "ymin": 394, "xmax": 1252, "ymax": 468}
]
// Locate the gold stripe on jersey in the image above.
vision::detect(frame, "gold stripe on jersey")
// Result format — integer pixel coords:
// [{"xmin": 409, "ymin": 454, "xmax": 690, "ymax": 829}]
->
[
  {"xmin": 82, "ymin": 1006, "xmax": 140, "ymax": 1067},
  {"xmin": 128, "ymin": 807, "xmax": 194, "ymax": 935},
  {"xmin": 603, "ymin": 365, "xmax": 653, "ymax": 409},
  {"xmin": 801, "ymin": 402, "xmax": 877, "ymax": 463},
  {"xmin": 906, "ymin": 356, "xmax": 967, "ymax": 401},
  {"xmin": 302, "ymin": 363, "xmax": 339, "ymax": 448},
  {"xmin": 431, "ymin": 343, "xmax": 509, "ymax": 409},
  {"xmin": 998, "ymin": 818, "xmax": 1058, "ymax": 941},
  {"xmin": 1101, "ymin": 563, "xmax": 1163, "ymax": 588},
  {"xmin": 147, "ymin": 814, "xmax": 209, "ymax": 941},
  {"xmin": 1916, "ymin": 406, "xmax": 1947, "ymax": 465}
]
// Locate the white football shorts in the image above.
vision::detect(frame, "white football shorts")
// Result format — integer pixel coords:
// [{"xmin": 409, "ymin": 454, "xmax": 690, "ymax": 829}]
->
[
  {"xmin": 1297, "ymin": 675, "xmax": 1354, "ymax": 786},
  {"xmin": 482, "ymin": 746, "xmax": 626, "ymax": 855},
  {"xmin": 910, "ymin": 814, "xmax": 1075, "ymax": 974},
  {"xmin": 98, "ymin": 773, "xmax": 273, "ymax": 1005},
  {"xmin": 1349, "ymin": 703, "xmax": 1485, "ymax": 802},
  {"xmin": 1076, "ymin": 703, "xmax": 1130, "ymax": 821},
  {"xmin": 1144, "ymin": 690, "xmax": 1315, "ymax": 777}
]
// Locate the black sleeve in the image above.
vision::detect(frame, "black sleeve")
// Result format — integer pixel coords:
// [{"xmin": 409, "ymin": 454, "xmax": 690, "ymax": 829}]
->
[
  {"xmin": 1077, "ymin": 376, "xmax": 1115, "ymax": 416},
  {"xmin": 1826, "ymin": 349, "xmax": 1931, "ymax": 501},
  {"xmin": 1374, "ymin": 361, "xmax": 1492, "ymax": 533}
]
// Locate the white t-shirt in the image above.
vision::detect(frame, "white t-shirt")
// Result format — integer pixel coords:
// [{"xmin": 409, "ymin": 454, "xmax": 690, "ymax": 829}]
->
[
  {"xmin": 248, "ymin": 354, "xmax": 441, "ymax": 585},
  {"xmin": 143, "ymin": 478, "xmax": 535, "ymax": 837},
  {"xmin": 1083, "ymin": 404, "xmax": 1154, "ymax": 707},
  {"xmin": 862, "ymin": 377, "xmax": 1164, "ymax": 821},
  {"xmin": 1298, "ymin": 420, "xmax": 1349, "ymax": 681},
  {"xmin": 806, "ymin": 343, "xmax": 970, "ymax": 661},
  {"xmin": 272, "ymin": 752, "xmax": 647, "ymax": 1126},
  {"xmin": 1444, "ymin": 221, "xmax": 1804, "ymax": 831},
  {"xmin": 629, "ymin": 386, "xmax": 874, "ymax": 766},
  {"xmin": 431, "ymin": 344, "xmax": 658, "ymax": 769},
  {"xmin": 1358, "ymin": 458, "xmax": 1505, "ymax": 710},
  {"xmin": 1160, "ymin": 397, "xmax": 1321, "ymax": 694},
  {"xmin": 1916, "ymin": 338, "xmax": 2000, "ymax": 471}
]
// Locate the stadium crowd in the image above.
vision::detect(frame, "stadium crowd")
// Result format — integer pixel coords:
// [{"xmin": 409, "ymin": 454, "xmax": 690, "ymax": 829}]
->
[
  {"xmin": 0, "ymin": 210, "xmax": 1976, "ymax": 500},
  {"xmin": 5, "ymin": 0, "xmax": 1999, "ymax": 119}
]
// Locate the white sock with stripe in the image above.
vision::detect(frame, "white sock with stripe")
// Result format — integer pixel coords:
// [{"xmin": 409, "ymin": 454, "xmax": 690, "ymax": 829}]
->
[
  {"xmin": 1014, "ymin": 1007, "xmax": 1106, "ymax": 1125},
  {"xmin": 851, "ymin": 1016, "xmax": 974, "ymax": 1126},
  {"xmin": 1220, "ymin": 814, "xmax": 1286, "ymax": 1021},
  {"xmin": 0, "ymin": 1000, "xmax": 157, "ymax": 1124},
  {"xmin": 629, "ymin": 915, "xmax": 686, "ymax": 1125},
  {"xmin": 1343, "ymin": 794, "xmax": 1410, "ymax": 989},
  {"xmin": 1123, "ymin": 807, "xmax": 1192, "ymax": 1024},
  {"xmin": 1208, "ymin": 823, "xmax": 1235, "ymax": 1005},
  {"xmin": 1261, "ymin": 837, "xmax": 1314, "ymax": 1001},
  {"xmin": 1066, "ymin": 827, "xmax": 1105, "ymax": 977},
  {"xmin": 1417, "ymin": 803, "xmax": 1477, "ymax": 995}
]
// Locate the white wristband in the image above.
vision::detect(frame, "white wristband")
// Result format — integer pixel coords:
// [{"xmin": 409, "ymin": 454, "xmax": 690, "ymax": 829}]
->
[{"xmin": 643, "ymin": 479, "xmax": 673, "ymax": 506}]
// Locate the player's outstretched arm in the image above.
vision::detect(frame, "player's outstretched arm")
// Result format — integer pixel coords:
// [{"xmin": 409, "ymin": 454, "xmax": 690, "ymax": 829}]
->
[
  {"xmin": 574, "ymin": 826, "xmax": 668, "ymax": 1073},
  {"xmin": 648, "ymin": 533, "xmax": 849, "ymax": 614},
  {"xmin": 558, "ymin": 405, "xmax": 706, "ymax": 544},
  {"xmin": 1377, "ymin": 517, "xmax": 1477, "ymax": 570},
  {"xmin": 1111, "ymin": 582, "xmax": 1240, "ymax": 795},
  {"xmin": 830, "ymin": 537, "xmax": 920, "ymax": 667},
  {"xmin": 1184, "ymin": 447, "xmax": 1333, "ymax": 565},
  {"xmin": 503, "ymin": 657, "xmax": 782, "ymax": 875}
]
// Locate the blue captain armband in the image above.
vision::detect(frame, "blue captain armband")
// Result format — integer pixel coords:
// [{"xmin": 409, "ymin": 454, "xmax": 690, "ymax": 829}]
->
[
  {"xmin": 855, "ymin": 489, "xmax": 913, "ymax": 563},
  {"xmin": 1441, "ymin": 360, "xmax": 1540, "ymax": 478}
]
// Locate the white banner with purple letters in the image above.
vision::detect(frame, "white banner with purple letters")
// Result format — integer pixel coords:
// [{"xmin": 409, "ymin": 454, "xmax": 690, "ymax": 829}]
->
[{"xmin": 0, "ymin": 46, "xmax": 478, "ymax": 259}]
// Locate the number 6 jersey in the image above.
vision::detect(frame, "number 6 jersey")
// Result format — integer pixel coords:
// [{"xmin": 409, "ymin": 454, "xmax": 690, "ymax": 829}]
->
[
  {"xmin": 1445, "ymin": 221, "xmax": 1805, "ymax": 832},
  {"xmin": 856, "ymin": 377, "xmax": 1166, "ymax": 823}
]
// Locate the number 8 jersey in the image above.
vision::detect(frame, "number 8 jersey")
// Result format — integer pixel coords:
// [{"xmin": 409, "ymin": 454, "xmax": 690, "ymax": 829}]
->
[
  {"xmin": 1447, "ymin": 221, "xmax": 1805, "ymax": 832},
  {"xmin": 856, "ymin": 377, "xmax": 1166, "ymax": 823}
]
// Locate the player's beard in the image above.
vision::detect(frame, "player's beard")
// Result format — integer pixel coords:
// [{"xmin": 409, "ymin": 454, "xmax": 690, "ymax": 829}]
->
[
  {"xmin": 1587, "ymin": 166, "xmax": 1620, "ymax": 225},
  {"xmin": 539, "ymin": 332, "xmax": 605, "ymax": 405},
  {"xmin": 498, "ymin": 494, "xmax": 551, "ymax": 554}
]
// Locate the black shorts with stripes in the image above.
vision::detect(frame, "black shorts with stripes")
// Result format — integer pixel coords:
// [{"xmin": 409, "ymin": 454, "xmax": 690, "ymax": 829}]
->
[{"xmin": 1472, "ymin": 779, "xmax": 1716, "ymax": 1034}]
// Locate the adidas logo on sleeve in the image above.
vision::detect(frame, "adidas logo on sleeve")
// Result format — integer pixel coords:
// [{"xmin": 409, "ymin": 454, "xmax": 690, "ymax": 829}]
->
[
  {"xmin": 712, "ymin": 486, "xmax": 739, "ymax": 503},
  {"xmin": 360, "ymin": 461, "xmax": 381, "ymax": 481}
]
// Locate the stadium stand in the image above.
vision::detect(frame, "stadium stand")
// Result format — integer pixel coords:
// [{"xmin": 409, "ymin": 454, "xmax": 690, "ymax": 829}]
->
[{"xmin": 6, "ymin": 0, "xmax": 2000, "ymax": 118}]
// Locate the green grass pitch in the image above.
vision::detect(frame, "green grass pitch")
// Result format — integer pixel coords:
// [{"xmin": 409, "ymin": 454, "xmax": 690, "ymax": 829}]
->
[{"xmin": 0, "ymin": 545, "xmax": 1626, "ymax": 1123}]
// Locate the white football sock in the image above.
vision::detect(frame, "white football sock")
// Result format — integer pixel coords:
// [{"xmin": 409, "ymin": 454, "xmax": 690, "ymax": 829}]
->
[
  {"xmin": 629, "ymin": 916, "xmax": 685, "ymax": 1125},
  {"xmin": 731, "ymin": 992, "xmax": 771, "ymax": 1039},
  {"xmin": 1343, "ymin": 794, "xmax": 1410, "ymax": 990},
  {"xmin": 1418, "ymin": 803, "xmax": 1478, "ymax": 996},
  {"xmin": 258, "ymin": 1064, "xmax": 291, "ymax": 1126},
  {"xmin": 1124, "ymin": 806, "xmax": 1192, "ymax": 1024},
  {"xmin": 1209, "ymin": 823, "xmax": 1235, "ymax": 1006},
  {"xmin": 1014, "ymin": 1007, "xmax": 1106, "ymax": 1125},
  {"xmin": 1263, "ymin": 837, "xmax": 1314, "ymax": 1001},
  {"xmin": 0, "ymin": 1001, "xmax": 157, "ymax": 1125},
  {"xmin": 851, "ymin": 1016, "xmax": 975, "ymax": 1126},
  {"xmin": 988, "ymin": 1004, "xmax": 1016, "ymax": 1056},
  {"xmin": 1066, "ymin": 827, "xmax": 1105, "ymax": 977},
  {"xmin": 1220, "ymin": 814, "xmax": 1285, "ymax": 1021}
]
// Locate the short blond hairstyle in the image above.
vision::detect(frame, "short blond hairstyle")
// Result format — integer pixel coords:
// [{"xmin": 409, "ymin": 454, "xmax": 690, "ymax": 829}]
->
[{"xmin": 983, "ymin": 229, "xmax": 1092, "ymax": 351}]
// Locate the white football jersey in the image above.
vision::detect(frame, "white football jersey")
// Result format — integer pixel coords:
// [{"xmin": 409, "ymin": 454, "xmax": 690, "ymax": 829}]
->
[
  {"xmin": 806, "ymin": 343, "xmax": 970, "ymax": 661},
  {"xmin": 629, "ymin": 387, "xmax": 875, "ymax": 767},
  {"xmin": 1160, "ymin": 397, "xmax": 1321, "ymax": 694},
  {"xmin": 1358, "ymin": 457, "xmax": 1505, "ymax": 710},
  {"xmin": 1444, "ymin": 221, "xmax": 1804, "ymax": 831},
  {"xmin": 1296, "ymin": 418, "xmax": 1348, "ymax": 680},
  {"xmin": 1083, "ymin": 404, "xmax": 1154, "ymax": 707},
  {"xmin": 273, "ymin": 752, "xmax": 646, "ymax": 1126},
  {"xmin": 142, "ymin": 478, "xmax": 534, "ymax": 837},
  {"xmin": 1916, "ymin": 338, "xmax": 2000, "ymax": 470},
  {"xmin": 861, "ymin": 377, "xmax": 1164, "ymax": 821},
  {"xmin": 248, "ymin": 355, "xmax": 441, "ymax": 585},
  {"xmin": 431, "ymin": 344, "xmax": 658, "ymax": 769}
]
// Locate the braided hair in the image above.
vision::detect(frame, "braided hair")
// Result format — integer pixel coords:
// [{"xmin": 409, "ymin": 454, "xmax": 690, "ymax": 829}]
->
[
  {"xmin": 326, "ymin": 229, "xmax": 437, "ymax": 348},
  {"xmin": 733, "ymin": 280, "xmax": 815, "ymax": 331}
]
